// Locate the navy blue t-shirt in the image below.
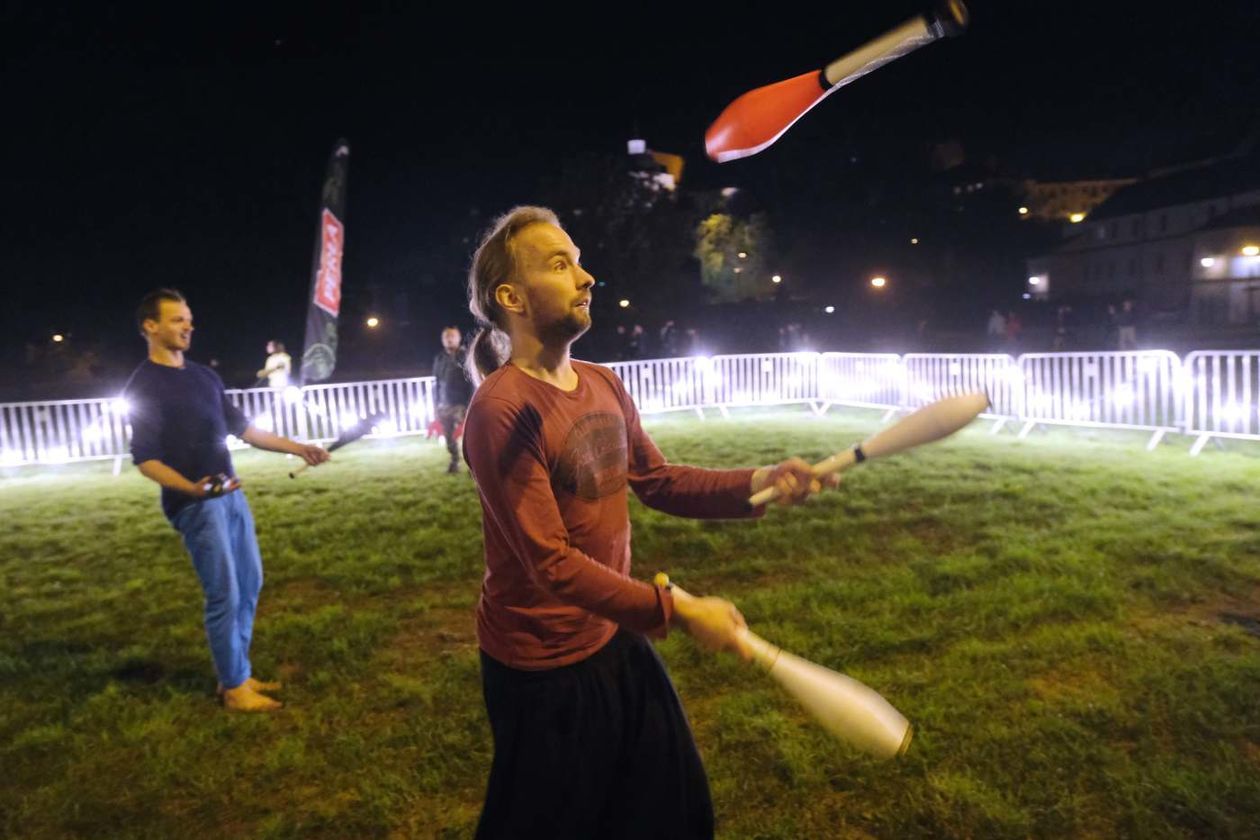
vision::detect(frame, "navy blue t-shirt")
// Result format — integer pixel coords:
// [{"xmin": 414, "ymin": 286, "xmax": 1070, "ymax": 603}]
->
[{"xmin": 124, "ymin": 359, "xmax": 249, "ymax": 521}]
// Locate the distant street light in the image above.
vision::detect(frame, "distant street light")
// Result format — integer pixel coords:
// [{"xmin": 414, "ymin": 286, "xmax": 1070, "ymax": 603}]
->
[
  {"xmin": 771, "ymin": 274, "xmax": 782, "ymax": 284},
  {"xmin": 870, "ymin": 276, "xmax": 887, "ymax": 288},
  {"xmin": 910, "ymin": 237, "xmax": 919, "ymax": 245},
  {"xmin": 737, "ymin": 251, "xmax": 748, "ymax": 259},
  {"xmin": 1200, "ymin": 257, "xmax": 1216, "ymax": 268},
  {"xmin": 366, "ymin": 317, "xmax": 380, "ymax": 328},
  {"xmin": 52, "ymin": 334, "xmax": 65, "ymax": 343},
  {"xmin": 619, "ymin": 299, "xmax": 630, "ymax": 308},
  {"xmin": 1018, "ymin": 206, "xmax": 1029, "ymax": 216},
  {"xmin": 1069, "ymin": 212, "xmax": 1085, "ymax": 223},
  {"xmin": 1028, "ymin": 276, "xmax": 1042, "ymax": 286},
  {"xmin": 824, "ymin": 306, "xmax": 836, "ymax": 314},
  {"xmin": 1243, "ymin": 245, "xmax": 1259, "ymax": 257}
]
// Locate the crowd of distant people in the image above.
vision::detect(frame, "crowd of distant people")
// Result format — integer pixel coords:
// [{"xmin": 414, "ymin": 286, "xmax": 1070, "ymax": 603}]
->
[
  {"xmin": 609, "ymin": 319, "xmax": 706, "ymax": 361},
  {"xmin": 986, "ymin": 297, "xmax": 1140, "ymax": 352}
]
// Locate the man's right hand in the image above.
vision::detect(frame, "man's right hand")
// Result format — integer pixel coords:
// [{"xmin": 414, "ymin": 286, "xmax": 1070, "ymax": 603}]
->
[
  {"xmin": 189, "ymin": 474, "xmax": 242, "ymax": 498},
  {"xmin": 671, "ymin": 588, "xmax": 752, "ymax": 661}
]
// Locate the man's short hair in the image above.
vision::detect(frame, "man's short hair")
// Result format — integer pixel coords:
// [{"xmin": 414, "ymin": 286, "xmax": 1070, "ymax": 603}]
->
[
  {"xmin": 270, "ymin": 340, "xmax": 285, "ymax": 352},
  {"xmin": 136, "ymin": 288, "xmax": 186, "ymax": 336}
]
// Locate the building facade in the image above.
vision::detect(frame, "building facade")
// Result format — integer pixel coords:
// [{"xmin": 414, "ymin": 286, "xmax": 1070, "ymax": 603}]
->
[{"xmin": 1026, "ymin": 154, "xmax": 1260, "ymax": 325}]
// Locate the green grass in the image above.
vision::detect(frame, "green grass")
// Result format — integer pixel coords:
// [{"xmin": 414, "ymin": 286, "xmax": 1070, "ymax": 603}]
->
[{"xmin": 3, "ymin": 408, "xmax": 1259, "ymax": 839}]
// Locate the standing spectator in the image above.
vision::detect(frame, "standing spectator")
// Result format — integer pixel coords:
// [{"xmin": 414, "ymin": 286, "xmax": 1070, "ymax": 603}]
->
[
  {"xmin": 614, "ymin": 325, "xmax": 630, "ymax": 360},
  {"xmin": 433, "ymin": 326, "xmax": 475, "ymax": 473},
  {"xmin": 986, "ymin": 309, "xmax": 1007, "ymax": 345},
  {"xmin": 1052, "ymin": 305, "xmax": 1073, "ymax": 351},
  {"xmin": 658, "ymin": 319, "xmax": 679, "ymax": 357},
  {"xmin": 255, "ymin": 340, "xmax": 291, "ymax": 388},
  {"xmin": 626, "ymin": 324, "xmax": 645, "ymax": 359},
  {"xmin": 683, "ymin": 326, "xmax": 701, "ymax": 356},
  {"xmin": 1116, "ymin": 299, "xmax": 1138, "ymax": 349},
  {"xmin": 1004, "ymin": 309, "xmax": 1023, "ymax": 350}
]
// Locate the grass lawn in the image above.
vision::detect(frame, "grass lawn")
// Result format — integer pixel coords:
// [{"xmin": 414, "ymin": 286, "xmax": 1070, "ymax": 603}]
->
[{"xmin": 3, "ymin": 407, "xmax": 1259, "ymax": 839}]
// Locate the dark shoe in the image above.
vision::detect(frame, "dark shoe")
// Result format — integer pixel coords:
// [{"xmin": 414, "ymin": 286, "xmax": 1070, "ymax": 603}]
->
[{"xmin": 447, "ymin": 461, "xmax": 459, "ymax": 474}]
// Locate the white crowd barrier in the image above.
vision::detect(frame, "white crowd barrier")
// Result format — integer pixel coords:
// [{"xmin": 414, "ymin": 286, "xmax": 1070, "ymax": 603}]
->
[
  {"xmin": 1, "ymin": 350, "xmax": 1257, "ymax": 469},
  {"xmin": 817, "ymin": 353, "xmax": 904, "ymax": 412},
  {"xmin": 226, "ymin": 378, "xmax": 440, "ymax": 444},
  {"xmin": 1183, "ymin": 350, "xmax": 1260, "ymax": 455},
  {"xmin": 903, "ymin": 354, "xmax": 1023, "ymax": 417},
  {"xmin": 1016, "ymin": 351, "xmax": 1184, "ymax": 449}
]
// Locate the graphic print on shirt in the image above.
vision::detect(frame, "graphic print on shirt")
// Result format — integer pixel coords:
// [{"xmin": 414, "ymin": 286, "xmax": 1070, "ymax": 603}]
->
[{"xmin": 551, "ymin": 411, "xmax": 628, "ymax": 500}]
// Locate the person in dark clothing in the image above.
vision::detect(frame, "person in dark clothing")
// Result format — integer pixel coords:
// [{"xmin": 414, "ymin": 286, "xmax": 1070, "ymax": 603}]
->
[
  {"xmin": 1052, "ymin": 305, "xmax": 1074, "ymax": 350},
  {"xmin": 460, "ymin": 206, "xmax": 835, "ymax": 839},
  {"xmin": 124, "ymin": 289, "xmax": 329, "ymax": 712},
  {"xmin": 658, "ymin": 319, "xmax": 679, "ymax": 357},
  {"xmin": 1116, "ymin": 299, "xmax": 1138, "ymax": 349},
  {"xmin": 432, "ymin": 326, "xmax": 475, "ymax": 473}
]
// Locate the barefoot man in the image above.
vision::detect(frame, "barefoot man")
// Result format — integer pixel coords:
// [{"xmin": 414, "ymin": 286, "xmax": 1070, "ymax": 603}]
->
[
  {"xmin": 460, "ymin": 207, "xmax": 834, "ymax": 837},
  {"xmin": 124, "ymin": 289, "xmax": 329, "ymax": 711}
]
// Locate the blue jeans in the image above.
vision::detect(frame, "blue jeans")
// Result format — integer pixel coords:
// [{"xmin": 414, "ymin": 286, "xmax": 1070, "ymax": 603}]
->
[{"xmin": 173, "ymin": 492, "xmax": 263, "ymax": 689}]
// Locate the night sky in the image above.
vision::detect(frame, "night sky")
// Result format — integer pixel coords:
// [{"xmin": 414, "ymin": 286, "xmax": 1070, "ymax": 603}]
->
[{"xmin": 4, "ymin": 1, "xmax": 1258, "ymax": 395}]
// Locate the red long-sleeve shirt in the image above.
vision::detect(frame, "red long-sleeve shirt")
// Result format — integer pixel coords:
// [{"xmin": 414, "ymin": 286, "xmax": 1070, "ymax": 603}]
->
[{"xmin": 463, "ymin": 360, "xmax": 762, "ymax": 670}]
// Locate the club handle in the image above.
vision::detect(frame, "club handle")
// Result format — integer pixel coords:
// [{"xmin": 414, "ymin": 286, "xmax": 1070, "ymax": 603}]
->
[
  {"xmin": 747, "ymin": 447, "xmax": 860, "ymax": 507},
  {"xmin": 289, "ymin": 462, "xmax": 311, "ymax": 479},
  {"xmin": 821, "ymin": 15, "xmax": 937, "ymax": 89},
  {"xmin": 654, "ymin": 573, "xmax": 777, "ymax": 667},
  {"xmin": 655, "ymin": 572, "xmax": 912, "ymax": 759}
]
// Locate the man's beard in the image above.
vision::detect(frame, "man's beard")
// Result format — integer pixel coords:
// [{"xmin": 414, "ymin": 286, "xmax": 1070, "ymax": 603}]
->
[{"xmin": 538, "ymin": 308, "xmax": 591, "ymax": 346}]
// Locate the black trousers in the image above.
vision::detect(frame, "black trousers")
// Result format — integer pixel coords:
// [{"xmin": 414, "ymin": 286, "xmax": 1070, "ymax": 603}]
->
[
  {"xmin": 437, "ymin": 403, "xmax": 465, "ymax": 462},
  {"xmin": 476, "ymin": 630, "xmax": 714, "ymax": 840}
]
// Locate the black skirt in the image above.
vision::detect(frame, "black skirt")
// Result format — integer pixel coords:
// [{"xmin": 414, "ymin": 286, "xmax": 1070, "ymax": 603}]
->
[{"xmin": 476, "ymin": 629, "xmax": 714, "ymax": 840}]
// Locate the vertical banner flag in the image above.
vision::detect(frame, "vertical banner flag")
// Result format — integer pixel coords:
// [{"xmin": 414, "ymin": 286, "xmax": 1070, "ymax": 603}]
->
[{"xmin": 299, "ymin": 139, "xmax": 350, "ymax": 384}]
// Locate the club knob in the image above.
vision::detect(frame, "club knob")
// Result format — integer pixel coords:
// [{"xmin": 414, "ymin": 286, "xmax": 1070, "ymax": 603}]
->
[{"xmin": 929, "ymin": 0, "xmax": 969, "ymax": 37}]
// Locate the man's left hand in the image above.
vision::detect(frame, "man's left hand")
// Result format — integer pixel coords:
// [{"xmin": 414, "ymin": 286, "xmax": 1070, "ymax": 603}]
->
[
  {"xmin": 295, "ymin": 444, "xmax": 331, "ymax": 467},
  {"xmin": 750, "ymin": 457, "xmax": 839, "ymax": 506}
]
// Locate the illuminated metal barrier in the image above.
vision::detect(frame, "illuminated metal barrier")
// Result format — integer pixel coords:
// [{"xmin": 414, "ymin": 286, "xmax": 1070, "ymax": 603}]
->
[
  {"xmin": 817, "ymin": 353, "xmax": 904, "ymax": 412},
  {"xmin": 0, "ymin": 380, "xmax": 439, "ymax": 469},
  {"xmin": 605, "ymin": 357, "xmax": 707, "ymax": 416},
  {"xmin": 1016, "ymin": 351, "xmax": 1183, "ymax": 449},
  {"xmin": 1183, "ymin": 350, "xmax": 1260, "ymax": 455},
  {"xmin": 903, "ymin": 354, "xmax": 1022, "ymax": 431},
  {"xmin": 225, "ymin": 378, "xmax": 439, "ymax": 444},
  {"xmin": 3, "ymin": 351, "xmax": 1259, "ymax": 468},
  {"xmin": 709, "ymin": 353, "xmax": 822, "ymax": 411},
  {"xmin": 0, "ymin": 396, "xmax": 132, "ymax": 466}
]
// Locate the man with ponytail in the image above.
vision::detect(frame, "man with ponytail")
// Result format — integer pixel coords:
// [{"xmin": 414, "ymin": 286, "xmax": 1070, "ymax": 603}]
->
[{"xmin": 461, "ymin": 206, "xmax": 833, "ymax": 839}]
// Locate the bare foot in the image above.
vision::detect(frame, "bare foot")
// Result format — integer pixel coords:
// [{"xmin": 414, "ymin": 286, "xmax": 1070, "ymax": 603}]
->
[
  {"xmin": 245, "ymin": 676, "xmax": 282, "ymax": 693},
  {"xmin": 216, "ymin": 676, "xmax": 283, "ymax": 695},
  {"xmin": 222, "ymin": 684, "xmax": 282, "ymax": 712}
]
